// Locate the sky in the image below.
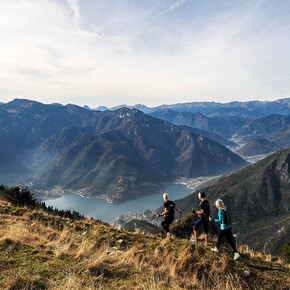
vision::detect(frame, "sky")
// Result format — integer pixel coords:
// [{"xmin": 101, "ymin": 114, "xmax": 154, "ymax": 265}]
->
[{"xmin": 0, "ymin": 0, "xmax": 290, "ymax": 108}]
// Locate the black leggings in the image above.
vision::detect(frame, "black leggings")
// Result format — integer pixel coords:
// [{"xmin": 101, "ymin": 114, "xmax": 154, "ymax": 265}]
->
[
  {"xmin": 217, "ymin": 228, "xmax": 238, "ymax": 252},
  {"xmin": 194, "ymin": 216, "xmax": 209, "ymax": 234},
  {"xmin": 161, "ymin": 216, "xmax": 174, "ymax": 233}
]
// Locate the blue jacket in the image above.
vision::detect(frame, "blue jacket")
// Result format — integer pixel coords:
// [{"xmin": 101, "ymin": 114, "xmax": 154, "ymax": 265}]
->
[{"xmin": 214, "ymin": 209, "xmax": 231, "ymax": 230}]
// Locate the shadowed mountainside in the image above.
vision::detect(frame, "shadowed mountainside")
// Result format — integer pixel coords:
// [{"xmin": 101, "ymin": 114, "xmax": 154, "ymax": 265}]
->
[
  {"xmin": 269, "ymin": 124, "xmax": 290, "ymax": 149},
  {"xmin": 177, "ymin": 125, "xmax": 237, "ymax": 147},
  {"xmin": 238, "ymin": 124, "xmax": 290, "ymax": 156},
  {"xmin": 238, "ymin": 138, "xmax": 279, "ymax": 156},
  {"xmin": 34, "ymin": 108, "xmax": 247, "ymax": 202},
  {"xmin": 150, "ymin": 109, "xmax": 249, "ymax": 139},
  {"xmin": 150, "ymin": 109, "xmax": 290, "ymax": 143}
]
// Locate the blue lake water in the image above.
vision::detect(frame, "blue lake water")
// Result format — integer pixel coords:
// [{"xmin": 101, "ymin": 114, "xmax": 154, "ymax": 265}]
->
[{"xmin": 45, "ymin": 184, "xmax": 192, "ymax": 223}]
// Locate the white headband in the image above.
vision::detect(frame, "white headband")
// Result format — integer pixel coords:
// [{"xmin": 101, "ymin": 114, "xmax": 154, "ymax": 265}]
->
[{"xmin": 215, "ymin": 200, "xmax": 220, "ymax": 207}]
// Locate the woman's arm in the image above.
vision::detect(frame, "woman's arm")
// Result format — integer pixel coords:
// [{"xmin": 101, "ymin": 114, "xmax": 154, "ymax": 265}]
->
[{"xmin": 214, "ymin": 209, "xmax": 225, "ymax": 223}]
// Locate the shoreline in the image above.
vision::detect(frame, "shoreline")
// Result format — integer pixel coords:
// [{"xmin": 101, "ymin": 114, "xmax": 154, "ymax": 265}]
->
[
  {"xmin": 173, "ymin": 175, "xmax": 221, "ymax": 191},
  {"xmin": 36, "ymin": 188, "xmax": 116, "ymax": 204},
  {"xmin": 34, "ymin": 175, "xmax": 220, "ymax": 205}
]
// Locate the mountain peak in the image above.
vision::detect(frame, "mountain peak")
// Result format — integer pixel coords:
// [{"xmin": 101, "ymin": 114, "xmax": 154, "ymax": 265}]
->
[
  {"xmin": 7, "ymin": 98, "xmax": 42, "ymax": 107},
  {"xmin": 3, "ymin": 99, "xmax": 46, "ymax": 113}
]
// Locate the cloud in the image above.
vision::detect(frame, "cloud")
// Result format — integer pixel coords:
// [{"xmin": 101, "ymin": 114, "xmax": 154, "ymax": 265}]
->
[
  {"xmin": 0, "ymin": 0, "xmax": 289, "ymax": 107},
  {"xmin": 161, "ymin": 0, "xmax": 187, "ymax": 15},
  {"xmin": 67, "ymin": 0, "xmax": 81, "ymax": 29}
]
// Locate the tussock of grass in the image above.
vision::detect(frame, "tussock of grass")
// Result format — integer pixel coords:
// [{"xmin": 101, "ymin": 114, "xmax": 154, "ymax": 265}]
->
[{"xmin": 0, "ymin": 200, "xmax": 289, "ymax": 289}]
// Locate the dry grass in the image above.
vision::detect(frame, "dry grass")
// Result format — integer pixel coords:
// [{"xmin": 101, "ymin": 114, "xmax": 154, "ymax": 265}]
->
[
  {"xmin": 239, "ymin": 245, "xmax": 285, "ymax": 264},
  {"xmin": 0, "ymin": 202, "xmax": 289, "ymax": 289}
]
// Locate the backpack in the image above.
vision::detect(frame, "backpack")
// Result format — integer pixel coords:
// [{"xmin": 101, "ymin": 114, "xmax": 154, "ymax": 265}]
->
[{"xmin": 222, "ymin": 209, "xmax": 232, "ymax": 226}]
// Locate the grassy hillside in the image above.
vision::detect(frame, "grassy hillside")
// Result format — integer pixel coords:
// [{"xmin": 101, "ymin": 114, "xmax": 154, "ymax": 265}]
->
[{"xmin": 0, "ymin": 196, "xmax": 289, "ymax": 289}]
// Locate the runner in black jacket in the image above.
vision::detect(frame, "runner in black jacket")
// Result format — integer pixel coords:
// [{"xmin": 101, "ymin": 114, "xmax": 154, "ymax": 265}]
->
[{"xmin": 157, "ymin": 193, "xmax": 182, "ymax": 239}]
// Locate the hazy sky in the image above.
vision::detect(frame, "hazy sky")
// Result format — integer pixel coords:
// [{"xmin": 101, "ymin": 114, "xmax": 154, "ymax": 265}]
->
[{"xmin": 0, "ymin": 0, "xmax": 290, "ymax": 108}]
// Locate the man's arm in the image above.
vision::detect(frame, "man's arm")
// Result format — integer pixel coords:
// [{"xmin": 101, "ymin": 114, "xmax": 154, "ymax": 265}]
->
[
  {"xmin": 196, "ymin": 209, "xmax": 204, "ymax": 215},
  {"xmin": 174, "ymin": 205, "xmax": 182, "ymax": 213},
  {"xmin": 157, "ymin": 207, "xmax": 168, "ymax": 217}
]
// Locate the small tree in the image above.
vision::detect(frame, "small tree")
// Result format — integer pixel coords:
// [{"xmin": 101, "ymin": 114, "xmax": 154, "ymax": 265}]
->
[
  {"xmin": 282, "ymin": 242, "xmax": 290, "ymax": 263},
  {"xmin": 6, "ymin": 186, "xmax": 36, "ymax": 207}
]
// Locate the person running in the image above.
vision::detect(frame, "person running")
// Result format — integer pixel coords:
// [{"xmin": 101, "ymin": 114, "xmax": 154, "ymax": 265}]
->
[
  {"xmin": 191, "ymin": 192, "xmax": 211, "ymax": 246},
  {"xmin": 156, "ymin": 193, "xmax": 182, "ymax": 239},
  {"xmin": 209, "ymin": 199, "xmax": 240, "ymax": 261}
]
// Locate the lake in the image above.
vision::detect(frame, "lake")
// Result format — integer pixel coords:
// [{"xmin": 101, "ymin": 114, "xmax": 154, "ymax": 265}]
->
[{"xmin": 45, "ymin": 184, "xmax": 192, "ymax": 223}]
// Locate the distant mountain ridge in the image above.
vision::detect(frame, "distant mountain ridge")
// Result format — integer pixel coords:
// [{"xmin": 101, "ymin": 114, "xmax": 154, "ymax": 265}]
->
[
  {"xmin": 94, "ymin": 98, "xmax": 290, "ymax": 118},
  {"xmin": 149, "ymin": 109, "xmax": 290, "ymax": 146},
  {"xmin": 0, "ymin": 99, "xmax": 247, "ymax": 202},
  {"xmin": 238, "ymin": 124, "xmax": 290, "ymax": 156},
  {"xmin": 237, "ymin": 114, "xmax": 290, "ymax": 141},
  {"xmin": 150, "ymin": 109, "xmax": 249, "ymax": 139}
]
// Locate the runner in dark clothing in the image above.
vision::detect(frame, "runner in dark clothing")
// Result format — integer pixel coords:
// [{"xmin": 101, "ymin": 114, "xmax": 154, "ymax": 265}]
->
[
  {"xmin": 191, "ymin": 192, "xmax": 210, "ymax": 246},
  {"xmin": 157, "ymin": 193, "xmax": 182, "ymax": 239}
]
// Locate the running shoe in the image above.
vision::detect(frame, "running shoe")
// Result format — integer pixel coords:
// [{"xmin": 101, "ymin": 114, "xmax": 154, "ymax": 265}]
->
[
  {"xmin": 211, "ymin": 247, "xmax": 219, "ymax": 253},
  {"xmin": 234, "ymin": 252, "xmax": 240, "ymax": 261}
]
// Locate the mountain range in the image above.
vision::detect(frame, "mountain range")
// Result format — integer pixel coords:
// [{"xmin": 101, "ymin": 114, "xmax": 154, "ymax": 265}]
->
[
  {"xmin": 238, "ymin": 124, "xmax": 290, "ymax": 156},
  {"xmin": 0, "ymin": 99, "xmax": 247, "ymax": 202},
  {"xmin": 149, "ymin": 109, "xmax": 249, "ymax": 139},
  {"xmin": 32, "ymin": 107, "xmax": 248, "ymax": 202},
  {"xmin": 149, "ymin": 109, "xmax": 290, "ymax": 144},
  {"xmin": 95, "ymin": 98, "xmax": 290, "ymax": 118}
]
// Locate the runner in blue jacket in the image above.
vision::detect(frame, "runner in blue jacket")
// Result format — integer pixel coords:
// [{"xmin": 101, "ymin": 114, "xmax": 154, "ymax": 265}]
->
[{"xmin": 209, "ymin": 199, "xmax": 240, "ymax": 261}]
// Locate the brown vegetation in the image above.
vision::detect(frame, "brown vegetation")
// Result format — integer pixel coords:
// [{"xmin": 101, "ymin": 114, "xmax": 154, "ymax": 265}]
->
[{"xmin": 0, "ymin": 199, "xmax": 289, "ymax": 289}]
